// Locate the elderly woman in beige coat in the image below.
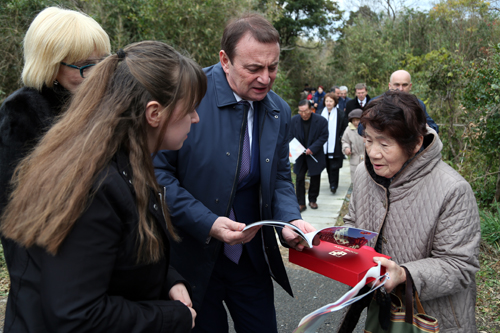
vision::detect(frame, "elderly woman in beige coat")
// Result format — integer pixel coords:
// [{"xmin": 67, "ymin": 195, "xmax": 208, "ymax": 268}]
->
[
  {"xmin": 341, "ymin": 108, "xmax": 364, "ymax": 181},
  {"xmin": 340, "ymin": 91, "xmax": 480, "ymax": 333}
]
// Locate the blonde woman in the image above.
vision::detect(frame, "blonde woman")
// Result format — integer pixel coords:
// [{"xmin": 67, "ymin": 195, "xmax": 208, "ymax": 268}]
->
[
  {"xmin": 0, "ymin": 6, "xmax": 110, "ymax": 214},
  {"xmin": 1, "ymin": 41, "xmax": 207, "ymax": 332},
  {"xmin": 0, "ymin": 11, "xmax": 110, "ymax": 327}
]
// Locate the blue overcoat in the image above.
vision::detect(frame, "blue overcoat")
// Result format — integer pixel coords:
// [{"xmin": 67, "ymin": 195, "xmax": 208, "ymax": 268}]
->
[{"xmin": 154, "ymin": 63, "xmax": 301, "ymax": 310}]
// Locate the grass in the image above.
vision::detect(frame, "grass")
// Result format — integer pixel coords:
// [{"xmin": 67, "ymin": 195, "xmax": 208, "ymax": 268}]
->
[
  {"xmin": 476, "ymin": 241, "xmax": 500, "ymax": 332},
  {"xmin": 0, "ymin": 246, "xmax": 9, "ymax": 296},
  {"xmin": 479, "ymin": 204, "xmax": 500, "ymax": 250},
  {"xmin": 477, "ymin": 204, "xmax": 500, "ymax": 332}
]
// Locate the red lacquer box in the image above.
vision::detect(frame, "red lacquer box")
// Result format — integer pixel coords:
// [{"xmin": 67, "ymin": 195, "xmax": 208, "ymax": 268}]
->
[{"xmin": 289, "ymin": 242, "xmax": 391, "ymax": 287}]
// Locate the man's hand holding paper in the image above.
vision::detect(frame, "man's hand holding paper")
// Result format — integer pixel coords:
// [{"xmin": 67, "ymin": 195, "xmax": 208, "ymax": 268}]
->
[{"xmin": 209, "ymin": 216, "xmax": 261, "ymax": 245}]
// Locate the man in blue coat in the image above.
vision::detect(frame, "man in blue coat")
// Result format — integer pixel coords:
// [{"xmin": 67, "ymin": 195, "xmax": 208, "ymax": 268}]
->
[
  {"xmin": 289, "ymin": 100, "xmax": 328, "ymax": 211},
  {"xmin": 338, "ymin": 86, "xmax": 350, "ymax": 114},
  {"xmin": 154, "ymin": 13, "xmax": 317, "ymax": 333}
]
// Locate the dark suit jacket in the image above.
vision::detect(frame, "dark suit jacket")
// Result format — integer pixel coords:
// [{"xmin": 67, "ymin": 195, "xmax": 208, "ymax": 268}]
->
[
  {"xmin": 289, "ymin": 113, "xmax": 328, "ymax": 176},
  {"xmin": 4, "ymin": 151, "xmax": 192, "ymax": 332},
  {"xmin": 346, "ymin": 95, "xmax": 371, "ymax": 117},
  {"xmin": 337, "ymin": 97, "xmax": 348, "ymax": 114}
]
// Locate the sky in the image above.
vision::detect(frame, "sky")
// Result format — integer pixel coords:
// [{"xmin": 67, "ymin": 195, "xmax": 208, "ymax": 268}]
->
[{"xmin": 337, "ymin": 0, "xmax": 436, "ymax": 16}]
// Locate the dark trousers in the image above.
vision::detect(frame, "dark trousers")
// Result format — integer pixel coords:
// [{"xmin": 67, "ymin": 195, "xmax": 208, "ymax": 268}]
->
[
  {"xmin": 192, "ymin": 247, "xmax": 277, "ymax": 333},
  {"xmin": 295, "ymin": 162, "xmax": 321, "ymax": 205},
  {"xmin": 325, "ymin": 156, "xmax": 342, "ymax": 190}
]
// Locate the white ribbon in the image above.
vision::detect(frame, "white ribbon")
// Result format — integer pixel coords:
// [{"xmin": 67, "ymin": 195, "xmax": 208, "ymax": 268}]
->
[{"xmin": 293, "ymin": 262, "xmax": 390, "ymax": 333}]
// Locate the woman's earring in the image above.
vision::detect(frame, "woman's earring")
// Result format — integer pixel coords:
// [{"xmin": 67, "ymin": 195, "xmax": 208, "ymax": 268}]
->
[{"xmin": 53, "ymin": 80, "xmax": 59, "ymax": 86}]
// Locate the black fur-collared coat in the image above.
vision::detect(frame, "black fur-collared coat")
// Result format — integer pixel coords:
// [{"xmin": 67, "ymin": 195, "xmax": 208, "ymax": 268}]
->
[
  {"xmin": 0, "ymin": 85, "xmax": 69, "ymax": 212},
  {"xmin": 0, "ymin": 85, "xmax": 69, "ymax": 273}
]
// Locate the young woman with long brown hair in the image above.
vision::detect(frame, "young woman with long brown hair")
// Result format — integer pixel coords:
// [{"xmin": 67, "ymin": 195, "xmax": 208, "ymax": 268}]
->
[{"xmin": 1, "ymin": 40, "xmax": 206, "ymax": 332}]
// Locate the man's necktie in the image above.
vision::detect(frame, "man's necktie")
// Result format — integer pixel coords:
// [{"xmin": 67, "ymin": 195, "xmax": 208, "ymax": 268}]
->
[{"xmin": 224, "ymin": 101, "xmax": 250, "ymax": 264}]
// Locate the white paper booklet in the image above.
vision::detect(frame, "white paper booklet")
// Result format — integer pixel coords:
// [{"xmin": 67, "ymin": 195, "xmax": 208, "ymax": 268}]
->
[
  {"xmin": 242, "ymin": 221, "xmax": 377, "ymax": 249},
  {"xmin": 289, "ymin": 138, "xmax": 306, "ymax": 163}
]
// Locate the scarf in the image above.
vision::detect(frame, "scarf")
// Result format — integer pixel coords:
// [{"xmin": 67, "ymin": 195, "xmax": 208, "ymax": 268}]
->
[{"xmin": 321, "ymin": 106, "xmax": 338, "ymax": 155}]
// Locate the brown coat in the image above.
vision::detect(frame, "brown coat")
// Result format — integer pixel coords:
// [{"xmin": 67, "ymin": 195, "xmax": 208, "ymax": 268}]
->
[
  {"xmin": 346, "ymin": 129, "xmax": 480, "ymax": 332},
  {"xmin": 341, "ymin": 122, "xmax": 364, "ymax": 181}
]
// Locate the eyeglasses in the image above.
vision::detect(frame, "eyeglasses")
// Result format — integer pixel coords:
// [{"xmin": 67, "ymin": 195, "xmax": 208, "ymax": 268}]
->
[{"xmin": 60, "ymin": 62, "xmax": 96, "ymax": 78}]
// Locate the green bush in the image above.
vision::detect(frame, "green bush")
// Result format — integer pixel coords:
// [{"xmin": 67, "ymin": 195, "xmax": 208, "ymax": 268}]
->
[{"xmin": 479, "ymin": 203, "xmax": 500, "ymax": 249}]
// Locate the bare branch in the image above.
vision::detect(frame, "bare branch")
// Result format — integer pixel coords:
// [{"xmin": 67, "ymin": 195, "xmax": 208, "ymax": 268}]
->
[
  {"xmin": 472, "ymin": 171, "xmax": 500, "ymax": 183},
  {"xmin": 295, "ymin": 44, "xmax": 323, "ymax": 50}
]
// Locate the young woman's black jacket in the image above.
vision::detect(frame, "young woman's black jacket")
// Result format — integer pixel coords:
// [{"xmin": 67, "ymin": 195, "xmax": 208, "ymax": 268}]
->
[{"xmin": 3, "ymin": 150, "xmax": 193, "ymax": 332}]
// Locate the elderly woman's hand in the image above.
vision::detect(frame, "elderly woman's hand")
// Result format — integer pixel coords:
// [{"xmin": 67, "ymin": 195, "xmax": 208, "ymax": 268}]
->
[{"xmin": 373, "ymin": 257, "xmax": 407, "ymax": 293}]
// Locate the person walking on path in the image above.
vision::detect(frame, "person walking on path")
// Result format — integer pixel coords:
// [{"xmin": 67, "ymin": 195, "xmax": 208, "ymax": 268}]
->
[
  {"xmin": 289, "ymin": 100, "xmax": 328, "ymax": 212},
  {"xmin": 345, "ymin": 83, "xmax": 370, "ymax": 117},
  {"xmin": 342, "ymin": 108, "xmax": 364, "ymax": 181},
  {"xmin": 321, "ymin": 92, "xmax": 348, "ymax": 194}
]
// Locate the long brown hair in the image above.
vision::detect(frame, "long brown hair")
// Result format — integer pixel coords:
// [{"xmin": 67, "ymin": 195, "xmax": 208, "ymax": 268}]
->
[{"xmin": 1, "ymin": 41, "xmax": 207, "ymax": 263}]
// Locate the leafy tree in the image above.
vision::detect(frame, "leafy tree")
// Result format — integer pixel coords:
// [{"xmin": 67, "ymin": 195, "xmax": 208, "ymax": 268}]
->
[
  {"xmin": 83, "ymin": 0, "xmax": 245, "ymax": 67},
  {"xmin": 462, "ymin": 44, "xmax": 500, "ymax": 203},
  {"xmin": 0, "ymin": 0, "xmax": 254, "ymax": 100},
  {"xmin": 328, "ymin": 12, "xmax": 398, "ymax": 95},
  {"xmin": 272, "ymin": 0, "xmax": 342, "ymax": 47},
  {"xmin": 404, "ymin": 49, "xmax": 467, "ymax": 164},
  {"xmin": 341, "ymin": 5, "xmax": 379, "ymax": 29},
  {"xmin": 0, "ymin": 0, "xmax": 63, "ymax": 99},
  {"xmin": 429, "ymin": 0, "xmax": 500, "ymax": 59}
]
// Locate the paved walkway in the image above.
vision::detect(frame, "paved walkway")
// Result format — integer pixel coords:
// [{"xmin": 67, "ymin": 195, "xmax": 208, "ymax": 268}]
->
[
  {"xmin": 271, "ymin": 159, "xmax": 366, "ymax": 333},
  {"xmin": 229, "ymin": 160, "xmax": 367, "ymax": 332},
  {"xmin": 299, "ymin": 159, "xmax": 352, "ymax": 230}
]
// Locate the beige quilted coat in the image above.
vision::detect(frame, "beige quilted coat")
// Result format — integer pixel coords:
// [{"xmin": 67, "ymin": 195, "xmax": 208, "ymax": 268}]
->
[
  {"xmin": 345, "ymin": 129, "xmax": 480, "ymax": 332},
  {"xmin": 341, "ymin": 122, "xmax": 365, "ymax": 181}
]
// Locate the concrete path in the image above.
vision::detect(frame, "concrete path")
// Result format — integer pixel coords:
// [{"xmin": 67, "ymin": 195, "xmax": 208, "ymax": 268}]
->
[
  {"xmin": 299, "ymin": 159, "xmax": 352, "ymax": 230},
  {"xmin": 229, "ymin": 160, "xmax": 367, "ymax": 332}
]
